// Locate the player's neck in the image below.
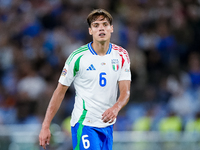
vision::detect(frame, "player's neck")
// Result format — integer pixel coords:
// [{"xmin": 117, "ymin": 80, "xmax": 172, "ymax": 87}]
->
[{"xmin": 92, "ymin": 41, "xmax": 110, "ymax": 56}]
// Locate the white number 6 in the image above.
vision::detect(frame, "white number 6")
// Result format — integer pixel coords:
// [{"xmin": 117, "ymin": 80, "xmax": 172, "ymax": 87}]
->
[{"xmin": 82, "ymin": 135, "xmax": 90, "ymax": 149}]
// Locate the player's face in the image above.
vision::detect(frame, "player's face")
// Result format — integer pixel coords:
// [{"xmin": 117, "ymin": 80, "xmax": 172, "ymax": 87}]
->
[{"xmin": 89, "ymin": 16, "xmax": 113, "ymax": 43}]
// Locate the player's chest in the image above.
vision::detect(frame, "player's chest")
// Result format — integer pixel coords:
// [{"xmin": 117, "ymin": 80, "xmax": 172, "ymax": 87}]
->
[{"xmin": 79, "ymin": 55, "xmax": 122, "ymax": 78}]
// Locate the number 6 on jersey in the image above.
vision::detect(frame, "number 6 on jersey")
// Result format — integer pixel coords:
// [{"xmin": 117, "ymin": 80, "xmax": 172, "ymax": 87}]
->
[{"xmin": 99, "ymin": 72, "xmax": 107, "ymax": 87}]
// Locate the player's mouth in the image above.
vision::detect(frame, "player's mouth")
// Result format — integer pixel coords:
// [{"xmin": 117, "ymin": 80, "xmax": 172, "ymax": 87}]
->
[{"xmin": 99, "ymin": 33, "xmax": 106, "ymax": 37}]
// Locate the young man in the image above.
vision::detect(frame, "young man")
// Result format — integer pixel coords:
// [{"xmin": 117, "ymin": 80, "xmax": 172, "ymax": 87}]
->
[{"xmin": 39, "ymin": 9, "xmax": 131, "ymax": 150}]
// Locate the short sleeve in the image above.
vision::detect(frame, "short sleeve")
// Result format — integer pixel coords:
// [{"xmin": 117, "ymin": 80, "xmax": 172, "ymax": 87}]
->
[
  {"xmin": 59, "ymin": 60, "xmax": 75, "ymax": 86},
  {"xmin": 118, "ymin": 51, "xmax": 131, "ymax": 81}
]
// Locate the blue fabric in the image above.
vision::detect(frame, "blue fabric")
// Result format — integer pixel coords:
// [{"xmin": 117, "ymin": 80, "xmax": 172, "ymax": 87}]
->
[
  {"xmin": 71, "ymin": 123, "xmax": 113, "ymax": 150},
  {"xmin": 189, "ymin": 71, "xmax": 200, "ymax": 88},
  {"xmin": 22, "ymin": 22, "xmax": 41, "ymax": 37}
]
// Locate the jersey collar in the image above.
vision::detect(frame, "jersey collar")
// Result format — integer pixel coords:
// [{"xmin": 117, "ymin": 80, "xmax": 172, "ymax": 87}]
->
[{"xmin": 88, "ymin": 42, "xmax": 112, "ymax": 55}]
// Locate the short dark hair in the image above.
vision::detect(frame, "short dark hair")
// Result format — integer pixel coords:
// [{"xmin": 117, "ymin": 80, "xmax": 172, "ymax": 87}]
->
[{"xmin": 87, "ymin": 9, "xmax": 113, "ymax": 27}]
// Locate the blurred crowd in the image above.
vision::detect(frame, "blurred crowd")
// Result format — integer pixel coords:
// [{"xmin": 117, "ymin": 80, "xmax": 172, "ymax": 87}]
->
[{"xmin": 0, "ymin": 0, "xmax": 200, "ymax": 134}]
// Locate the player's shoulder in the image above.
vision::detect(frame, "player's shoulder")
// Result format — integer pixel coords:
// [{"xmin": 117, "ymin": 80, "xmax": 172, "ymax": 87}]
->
[
  {"xmin": 66, "ymin": 44, "xmax": 89, "ymax": 65},
  {"xmin": 111, "ymin": 43, "xmax": 130, "ymax": 63},
  {"xmin": 111, "ymin": 43, "xmax": 129, "ymax": 54}
]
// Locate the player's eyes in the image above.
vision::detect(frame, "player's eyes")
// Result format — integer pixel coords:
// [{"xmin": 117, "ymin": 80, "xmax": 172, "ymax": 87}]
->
[
  {"xmin": 104, "ymin": 23, "xmax": 108, "ymax": 26},
  {"xmin": 93, "ymin": 24, "xmax": 98, "ymax": 27}
]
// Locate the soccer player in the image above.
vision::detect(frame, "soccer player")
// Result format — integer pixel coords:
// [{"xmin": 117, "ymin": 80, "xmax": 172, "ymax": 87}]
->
[{"xmin": 39, "ymin": 8, "xmax": 131, "ymax": 150}]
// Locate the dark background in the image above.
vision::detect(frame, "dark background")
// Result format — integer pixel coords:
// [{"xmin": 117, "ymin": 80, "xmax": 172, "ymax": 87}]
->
[{"xmin": 0, "ymin": 0, "xmax": 200, "ymax": 132}]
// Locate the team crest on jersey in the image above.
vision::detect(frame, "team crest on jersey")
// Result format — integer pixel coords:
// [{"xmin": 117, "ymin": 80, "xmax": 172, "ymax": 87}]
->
[
  {"xmin": 61, "ymin": 68, "xmax": 67, "ymax": 76},
  {"xmin": 111, "ymin": 59, "xmax": 119, "ymax": 71}
]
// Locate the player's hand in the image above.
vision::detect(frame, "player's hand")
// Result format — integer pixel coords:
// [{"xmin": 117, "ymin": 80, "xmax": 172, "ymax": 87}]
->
[
  {"xmin": 102, "ymin": 105, "xmax": 120, "ymax": 123},
  {"xmin": 39, "ymin": 127, "xmax": 51, "ymax": 149}
]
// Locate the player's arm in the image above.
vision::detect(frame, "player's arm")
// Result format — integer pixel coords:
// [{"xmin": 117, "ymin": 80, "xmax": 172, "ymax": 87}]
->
[
  {"xmin": 39, "ymin": 83, "xmax": 69, "ymax": 149},
  {"xmin": 102, "ymin": 80, "xmax": 131, "ymax": 123}
]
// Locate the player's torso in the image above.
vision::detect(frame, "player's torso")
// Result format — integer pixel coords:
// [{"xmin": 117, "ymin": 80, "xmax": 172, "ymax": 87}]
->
[
  {"xmin": 69, "ymin": 43, "xmax": 130, "ymax": 127},
  {"xmin": 72, "ymin": 44, "xmax": 123, "ymax": 127},
  {"xmin": 74, "ymin": 46, "xmax": 122, "ymax": 97}
]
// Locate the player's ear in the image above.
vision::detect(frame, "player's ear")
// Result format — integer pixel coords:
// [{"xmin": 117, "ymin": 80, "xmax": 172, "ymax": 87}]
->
[
  {"xmin": 89, "ymin": 28, "xmax": 93, "ymax": 35},
  {"xmin": 111, "ymin": 25, "xmax": 114, "ymax": 33}
]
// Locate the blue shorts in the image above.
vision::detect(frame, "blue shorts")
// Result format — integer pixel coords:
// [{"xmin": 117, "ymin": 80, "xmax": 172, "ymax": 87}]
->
[{"xmin": 71, "ymin": 123, "xmax": 113, "ymax": 150}]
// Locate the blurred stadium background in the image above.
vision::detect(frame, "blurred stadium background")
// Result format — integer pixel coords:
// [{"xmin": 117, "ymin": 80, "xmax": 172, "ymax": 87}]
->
[{"xmin": 1, "ymin": 0, "xmax": 200, "ymax": 150}]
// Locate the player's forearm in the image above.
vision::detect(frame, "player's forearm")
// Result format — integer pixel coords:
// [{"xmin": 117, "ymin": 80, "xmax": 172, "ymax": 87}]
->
[
  {"xmin": 114, "ymin": 90, "xmax": 130, "ymax": 111},
  {"xmin": 115, "ymin": 80, "xmax": 131, "ymax": 111},
  {"xmin": 42, "ymin": 90, "xmax": 64, "ymax": 128},
  {"xmin": 42, "ymin": 84, "xmax": 68, "ymax": 129}
]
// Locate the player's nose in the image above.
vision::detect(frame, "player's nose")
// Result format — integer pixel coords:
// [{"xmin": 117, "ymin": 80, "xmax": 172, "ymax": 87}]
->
[{"xmin": 99, "ymin": 24, "xmax": 105, "ymax": 31}]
